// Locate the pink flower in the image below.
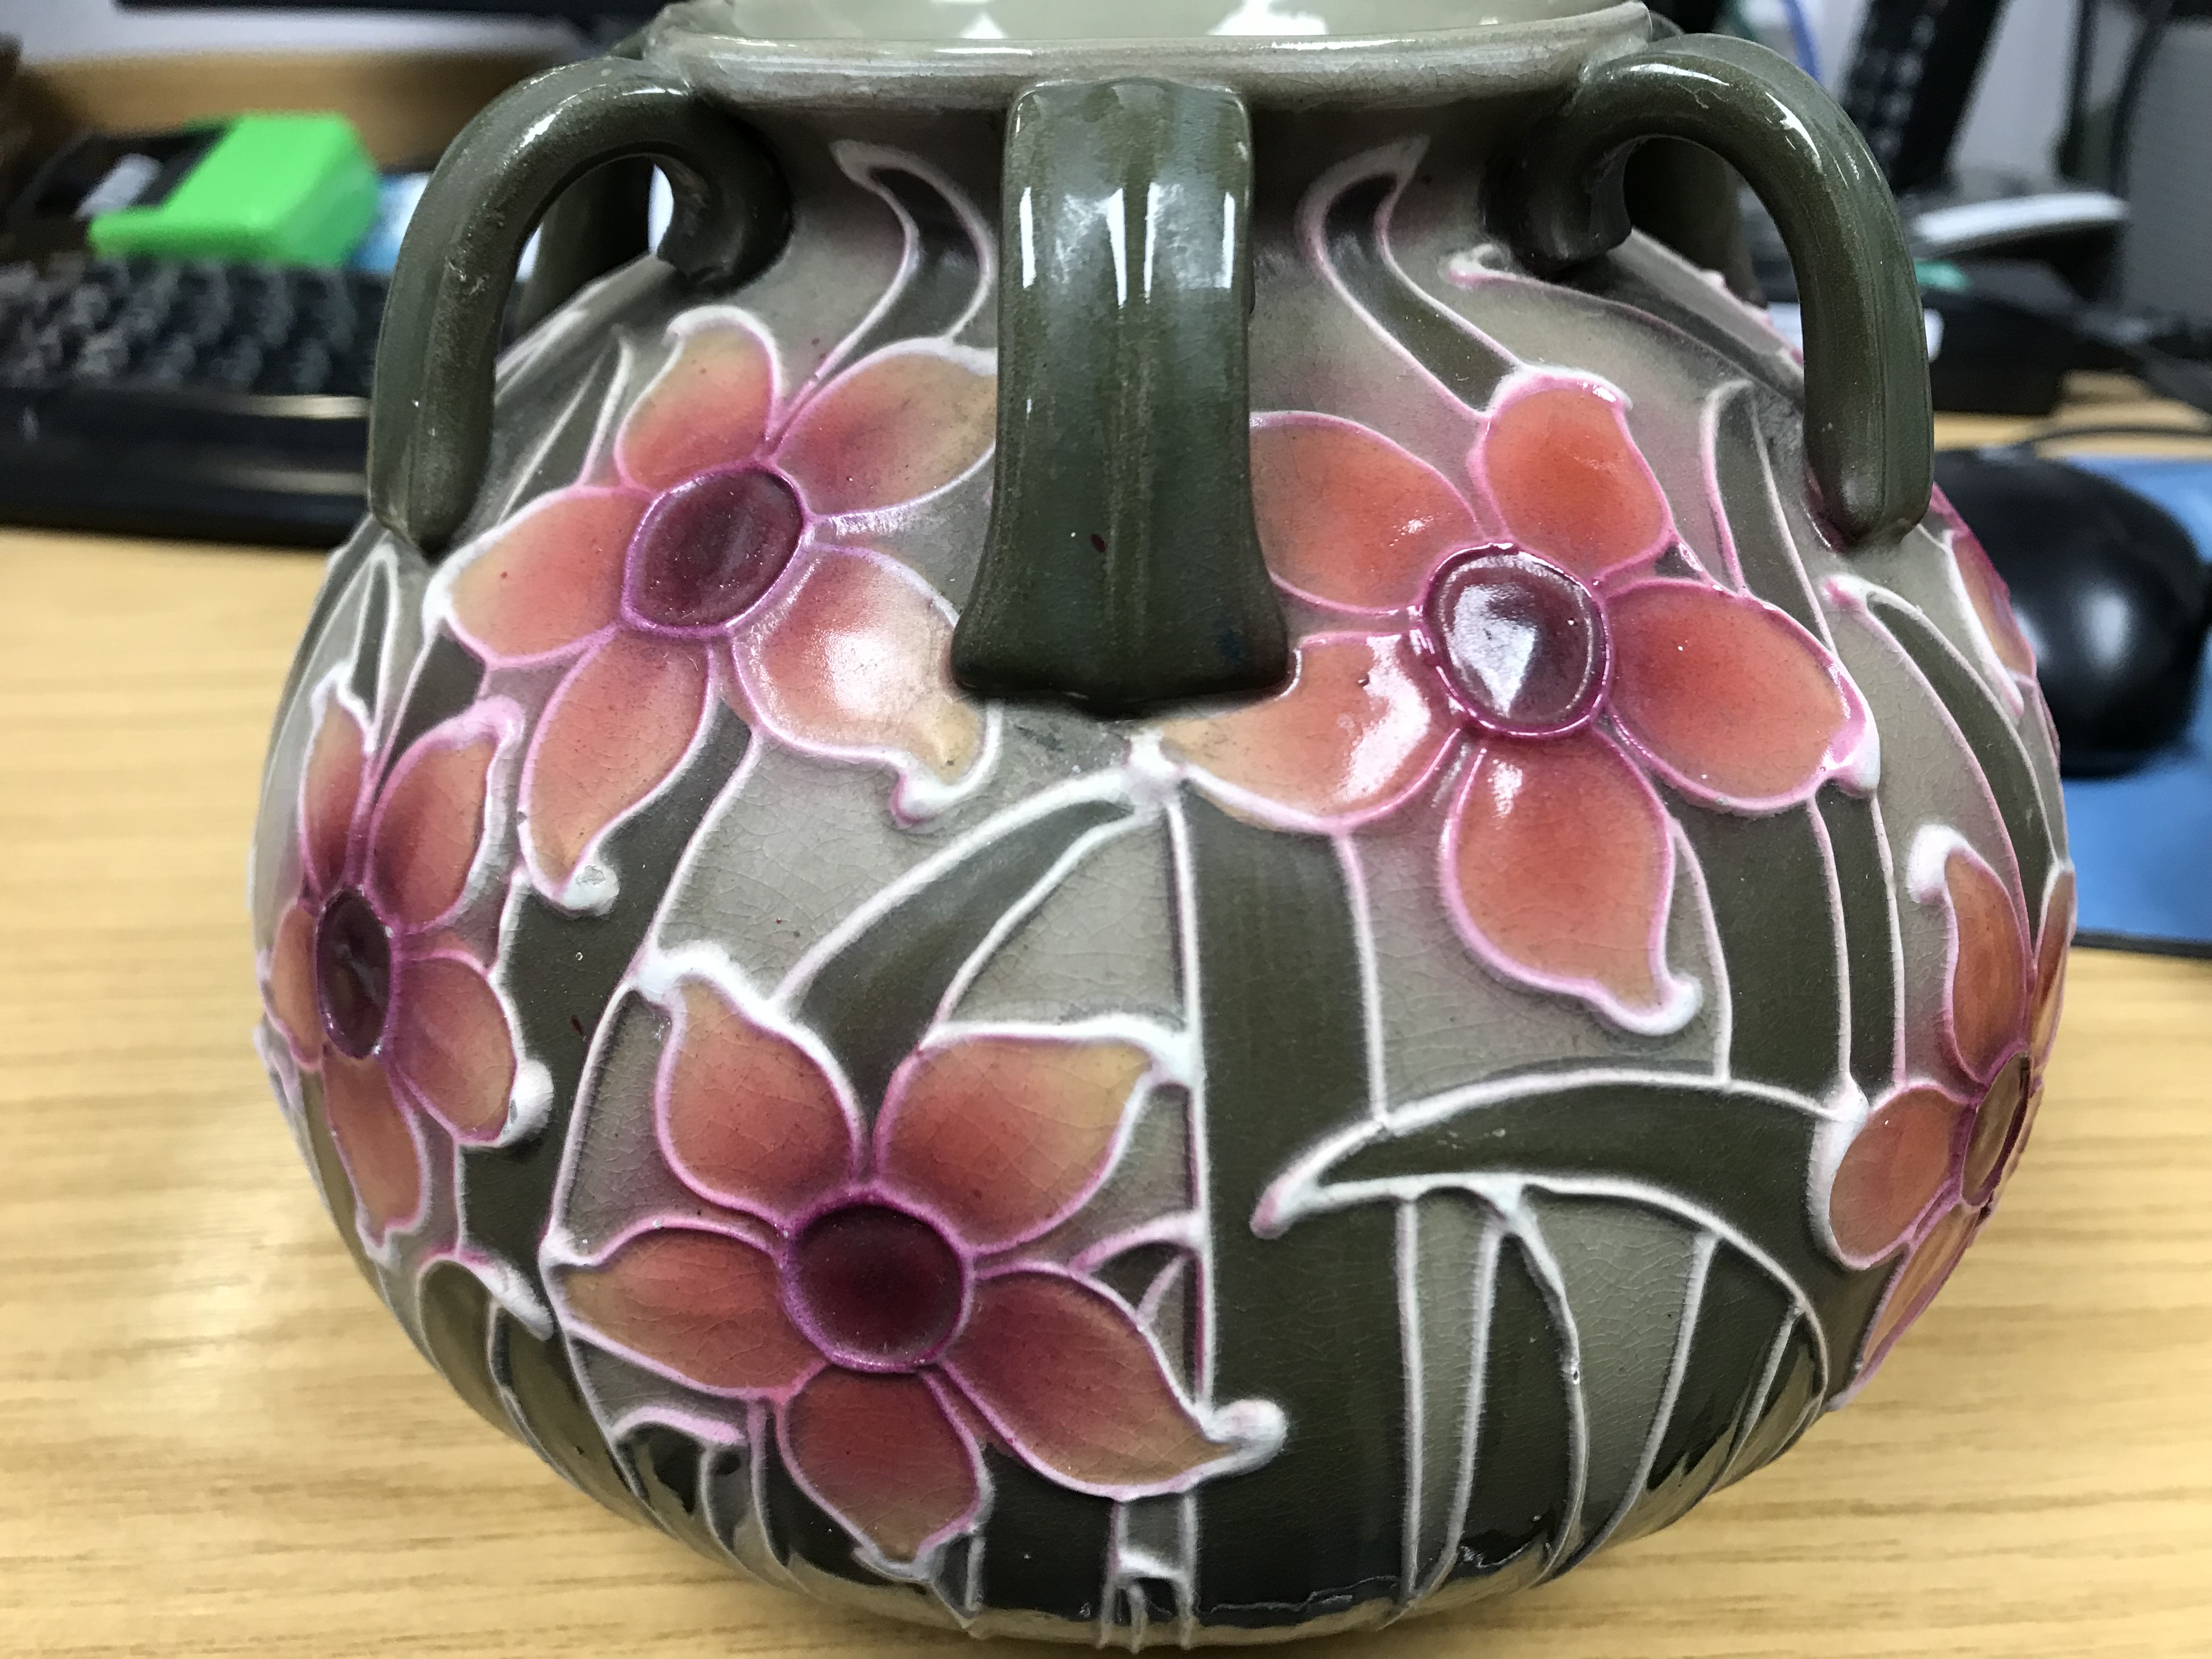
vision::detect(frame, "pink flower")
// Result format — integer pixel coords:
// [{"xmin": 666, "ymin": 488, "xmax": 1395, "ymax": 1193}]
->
[
  {"xmin": 1931, "ymin": 488, "xmax": 2039, "ymax": 718},
  {"xmin": 554, "ymin": 978, "xmax": 1278, "ymax": 1567},
  {"xmin": 262, "ymin": 686, "xmax": 531, "ymax": 1245},
  {"xmin": 1159, "ymin": 378, "xmax": 1875, "ymax": 1033},
  {"xmin": 1827, "ymin": 837, "xmax": 2073, "ymax": 1373},
  {"xmin": 442, "ymin": 311, "xmax": 997, "ymax": 905}
]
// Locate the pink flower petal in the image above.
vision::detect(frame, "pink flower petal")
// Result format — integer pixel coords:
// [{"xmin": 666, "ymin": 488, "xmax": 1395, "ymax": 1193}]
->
[
  {"xmin": 2032, "ymin": 867, "xmax": 2075, "ymax": 1067},
  {"xmin": 733, "ymin": 547, "xmax": 983, "ymax": 787},
  {"xmin": 1157, "ymin": 631, "xmax": 1454, "ymax": 832},
  {"xmin": 322, "ymin": 1052, "xmax": 424, "ymax": 1245},
  {"xmin": 1829, "ymin": 1085, "xmax": 1968, "ymax": 1262},
  {"xmin": 1948, "ymin": 511, "xmax": 2037, "ymax": 682},
  {"xmin": 659, "ymin": 978, "xmax": 857, "ymax": 1219},
  {"xmin": 300, "ymin": 696, "xmax": 368, "ymax": 897},
  {"xmin": 876, "ymin": 1036, "xmax": 1149, "ymax": 1250},
  {"xmin": 366, "ymin": 711, "xmax": 505, "ymax": 932},
  {"xmin": 385, "ymin": 952, "xmax": 516, "ymax": 1143},
  {"xmin": 773, "ymin": 345, "xmax": 995, "ymax": 517},
  {"xmin": 615, "ymin": 316, "xmax": 777, "ymax": 492},
  {"xmin": 267, "ymin": 900, "xmax": 323, "ymax": 1063},
  {"xmin": 559, "ymin": 1226, "xmax": 820, "ymax": 1396},
  {"xmin": 945, "ymin": 1271, "xmax": 1234, "ymax": 1495},
  {"xmin": 1441, "ymin": 731, "xmax": 1696, "ymax": 1034},
  {"xmin": 1992, "ymin": 1081, "xmax": 2044, "ymax": 1202},
  {"xmin": 1472, "ymin": 381, "xmax": 1671, "ymax": 583},
  {"xmin": 1927, "ymin": 839, "xmax": 2030, "ymax": 1086},
  {"xmin": 781, "ymin": 1369, "xmax": 982, "ymax": 1564},
  {"xmin": 1861, "ymin": 1202, "xmax": 1980, "ymax": 1368},
  {"xmin": 447, "ymin": 488, "xmax": 641, "ymax": 664},
  {"xmin": 522, "ymin": 631, "xmax": 712, "ymax": 892},
  {"xmin": 1960, "ymin": 1056, "xmax": 2032, "ymax": 1205},
  {"xmin": 1605, "ymin": 579, "xmax": 1871, "ymax": 811},
  {"xmin": 1249, "ymin": 413, "xmax": 1478, "ymax": 613}
]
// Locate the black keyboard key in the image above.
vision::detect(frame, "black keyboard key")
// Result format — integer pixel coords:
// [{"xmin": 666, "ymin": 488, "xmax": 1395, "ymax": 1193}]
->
[
  {"xmin": 202, "ymin": 337, "xmax": 263, "ymax": 391},
  {"xmin": 59, "ymin": 285, "xmax": 112, "ymax": 332},
  {"xmin": 72, "ymin": 330, "xmax": 135, "ymax": 382},
  {"xmin": 178, "ymin": 298, "xmax": 230, "ymax": 349},
  {"xmin": 0, "ymin": 253, "xmax": 393, "ymax": 544},
  {"xmin": 273, "ymin": 338, "xmax": 332, "ymax": 395}
]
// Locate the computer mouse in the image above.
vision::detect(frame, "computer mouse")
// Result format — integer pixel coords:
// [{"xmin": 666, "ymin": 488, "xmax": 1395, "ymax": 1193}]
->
[{"xmin": 1932, "ymin": 448, "xmax": 2210, "ymax": 776}]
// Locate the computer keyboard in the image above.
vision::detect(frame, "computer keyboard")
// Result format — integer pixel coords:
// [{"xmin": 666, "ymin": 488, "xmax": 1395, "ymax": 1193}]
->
[{"xmin": 0, "ymin": 255, "xmax": 384, "ymax": 545}]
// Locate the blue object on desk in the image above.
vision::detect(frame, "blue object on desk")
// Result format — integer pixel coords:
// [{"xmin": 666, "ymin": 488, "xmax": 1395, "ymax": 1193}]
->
[
  {"xmin": 2052, "ymin": 455, "xmax": 2212, "ymax": 955},
  {"xmin": 349, "ymin": 173, "xmax": 427, "ymax": 275}
]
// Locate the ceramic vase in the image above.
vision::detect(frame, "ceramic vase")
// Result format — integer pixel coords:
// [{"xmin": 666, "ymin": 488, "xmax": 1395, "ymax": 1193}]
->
[{"xmin": 250, "ymin": 0, "xmax": 2069, "ymax": 1641}]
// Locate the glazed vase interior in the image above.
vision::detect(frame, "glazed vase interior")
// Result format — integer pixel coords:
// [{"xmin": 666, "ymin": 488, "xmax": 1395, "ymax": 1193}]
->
[{"xmin": 703, "ymin": 0, "xmax": 1616, "ymax": 41}]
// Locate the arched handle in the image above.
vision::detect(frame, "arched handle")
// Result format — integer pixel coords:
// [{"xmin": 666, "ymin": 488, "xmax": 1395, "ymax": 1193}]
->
[
  {"xmin": 1499, "ymin": 33, "xmax": 1931, "ymax": 546},
  {"xmin": 369, "ymin": 55, "xmax": 789, "ymax": 555}
]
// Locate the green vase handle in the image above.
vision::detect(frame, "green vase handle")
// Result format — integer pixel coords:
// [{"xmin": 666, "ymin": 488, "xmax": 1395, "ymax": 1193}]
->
[
  {"xmin": 951, "ymin": 78, "xmax": 1289, "ymax": 714},
  {"xmin": 1501, "ymin": 33, "xmax": 1932, "ymax": 546},
  {"xmin": 369, "ymin": 55, "xmax": 788, "ymax": 556}
]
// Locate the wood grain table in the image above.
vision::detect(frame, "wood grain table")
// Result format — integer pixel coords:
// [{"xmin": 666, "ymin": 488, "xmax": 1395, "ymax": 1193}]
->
[{"xmin": 3, "ymin": 496, "xmax": 2208, "ymax": 1656}]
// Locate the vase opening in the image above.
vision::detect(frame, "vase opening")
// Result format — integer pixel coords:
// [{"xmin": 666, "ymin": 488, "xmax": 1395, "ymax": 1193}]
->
[{"xmin": 703, "ymin": 0, "xmax": 1617, "ymax": 44}]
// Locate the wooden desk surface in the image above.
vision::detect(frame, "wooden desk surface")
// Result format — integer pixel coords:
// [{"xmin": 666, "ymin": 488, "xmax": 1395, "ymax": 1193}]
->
[{"xmin": 3, "ymin": 484, "xmax": 2209, "ymax": 1656}]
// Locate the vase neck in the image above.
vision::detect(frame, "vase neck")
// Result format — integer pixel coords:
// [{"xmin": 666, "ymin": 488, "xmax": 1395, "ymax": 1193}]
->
[{"xmin": 646, "ymin": 0, "xmax": 1650, "ymax": 114}]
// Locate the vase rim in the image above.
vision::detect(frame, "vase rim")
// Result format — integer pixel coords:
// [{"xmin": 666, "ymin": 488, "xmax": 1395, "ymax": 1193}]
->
[{"xmin": 647, "ymin": 0, "xmax": 1649, "ymax": 110}]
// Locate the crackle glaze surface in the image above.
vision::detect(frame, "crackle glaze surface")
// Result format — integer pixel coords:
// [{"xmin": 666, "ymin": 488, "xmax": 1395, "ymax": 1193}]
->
[{"xmin": 251, "ymin": 48, "xmax": 2068, "ymax": 1646}]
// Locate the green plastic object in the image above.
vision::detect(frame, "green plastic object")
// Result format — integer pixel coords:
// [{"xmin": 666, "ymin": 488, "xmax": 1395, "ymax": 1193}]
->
[
  {"xmin": 85, "ymin": 113, "xmax": 380, "ymax": 266},
  {"xmin": 1915, "ymin": 258, "xmax": 1972, "ymax": 292}
]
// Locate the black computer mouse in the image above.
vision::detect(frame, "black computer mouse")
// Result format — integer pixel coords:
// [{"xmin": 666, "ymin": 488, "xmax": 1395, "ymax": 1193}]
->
[{"xmin": 1933, "ymin": 448, "xmax": 2210, "ymax": 776}]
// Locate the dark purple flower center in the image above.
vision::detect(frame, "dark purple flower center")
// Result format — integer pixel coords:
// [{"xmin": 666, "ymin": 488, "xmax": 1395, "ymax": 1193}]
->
[
  {"xmin": 1418, "ymin": 547, "xmax": 1610, "ymax": 738},
  {"xmin": 786, "ymin": 1202, "xmax": 968, "ymax": 1372},
  {"xmin": 623, "ymin": 465, "xmax": 804, "ymax": 634},
  {"xmin": 315, "ymin": 888, "xmax": 392, "ymax": 1059}
]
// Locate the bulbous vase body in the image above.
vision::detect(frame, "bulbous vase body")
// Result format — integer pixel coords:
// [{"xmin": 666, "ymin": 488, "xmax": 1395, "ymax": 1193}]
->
[{"xmin": 250, "ymin": 0, "xmax": 2069, "ymax": 1640}]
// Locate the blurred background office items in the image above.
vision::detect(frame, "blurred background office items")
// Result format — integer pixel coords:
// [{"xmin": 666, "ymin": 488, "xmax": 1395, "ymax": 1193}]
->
[
  {"xmin": 1656, "ymin": 0, "xmax": 2212, "ymax": 949},
  {"xmin": 5, "ymin": 0, "xmax": 577, "ymax": 60},
  {"xmin": 0, "ymin": 3, "xmax": 562, "ymax": 543},
  {"xmin": 2027, "ymin": 450, "xmax": 2212, "ymax": 952},
  {"xmin": 1786, "ymin": 0, "xmax": 2212, "ymax": 944},
  {"xmin": 1934, "ymin": 445, "xmax": 2207, "ymax": 776},
  {"xmin": 1679, "ymin": 0, "xmax": 2212, "ymax": 422}
]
